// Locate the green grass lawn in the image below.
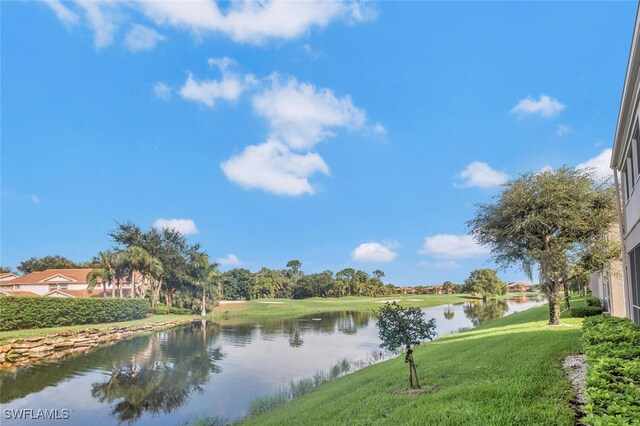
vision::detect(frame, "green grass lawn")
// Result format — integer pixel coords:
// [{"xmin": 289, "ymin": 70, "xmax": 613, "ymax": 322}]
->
[
  {"xmin": 0, "ymin": 314, "xmax": 199, "ymax": 343},
  {"xmin": 241, "ymin": 299, "xmax": 583, "ymax": 426},
  {"xmin": 212, "ymin": 295, "xmax": 477, "ymax": 322}
]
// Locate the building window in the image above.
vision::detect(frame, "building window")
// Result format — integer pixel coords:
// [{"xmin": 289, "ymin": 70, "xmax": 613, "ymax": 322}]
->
[
  {"xmin": 13, "ymin": 284, "xmax": 20, "ymax": 289},
  {"xmin": 629, "ymin": 244, "xmax": 640, "ymax": 324},
  {"xmin": 634, "ymin": 126, "xmax": 640, "ymax": 179},
  {"xmin": 60, "ymin": 284, "xmax": 68, "ymax": 290},
  {"xmin": 623, "ymin": 166, "xmax": 631, "ymax": 201},
  {"xmin": 627, "ymin": 151, "xmax": 635, "ymax": 193},
  {"xmin": 49, "ymin": 284, "xmax": 57, "ymax": 291}
]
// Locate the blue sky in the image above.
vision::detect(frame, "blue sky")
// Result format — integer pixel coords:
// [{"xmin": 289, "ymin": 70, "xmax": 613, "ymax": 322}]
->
[{"xmin": 1, "ymin": 1, "xmax": 636, "ymax": 286}]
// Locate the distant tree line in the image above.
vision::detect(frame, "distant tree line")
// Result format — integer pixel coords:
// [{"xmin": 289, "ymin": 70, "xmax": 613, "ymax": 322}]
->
[{"xmin": 3, "ymin": 224, "xmax": 521, "ymax": 313}]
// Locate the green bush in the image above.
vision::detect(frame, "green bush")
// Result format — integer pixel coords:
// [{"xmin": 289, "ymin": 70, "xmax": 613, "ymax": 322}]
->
[
  {"xmin": 571, "ymin": 306, "xmax": 603, "ymax": 317},
  {"xmin": 582, "ymin": 316, "xmax": 640, "ymax": 425},
  {"xmin": 0, "ymin": 297, "xmax": 149, "ymax": 331},
  {"xmin": 585, "ymin": 296, "xmax": 603, "ymax": 308},
  {"xmin": 148, "ymin": 305, "xmax": 192, "ymax": 315}
]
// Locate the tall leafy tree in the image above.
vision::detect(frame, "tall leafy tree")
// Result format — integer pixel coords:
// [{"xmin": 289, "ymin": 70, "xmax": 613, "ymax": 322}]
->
[
  {"xmin": 376, "ymin": 302, "xmax": 437, "ymax": 389},
  {"xmin": 0, "ymin": 266, "xmax": 14, "ymax": 274},
  {"xmin": 463, "ymin": 269, "xmax": 506, "ymax": 302},
  {"xmin": 220, "ymin": 268, "xmax": 253, "ymax": 300},
  {"xmin": 469, "ymin": 167, "xmax": 617, "ymax": 325},
  {"xmin": 110, "ymin": 222, "xmax": 203, "ymax": 307}
]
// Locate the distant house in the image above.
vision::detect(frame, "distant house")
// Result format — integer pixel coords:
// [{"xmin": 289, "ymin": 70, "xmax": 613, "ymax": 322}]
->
[
  {"xmin": 0, "ymin": 268, "xmax": 141, "ymax": 298},
  {"xmin": 396, "ymin": 286, "xmax": 417, "ymax": 294},
  {"xmin": 425, "ymin": 285, "xmax": 443, "ymax": 295},
  {"xmin": 0, "ymin": 269, "xmax": 95, "ymax": 296},
  {"xmin": 506, "ymin": 282, "xmax": 534, "ymax": 292},
  {"xmin": 0, "ymin": 272, "xmax": 19, "ymax": 282},
  {"xmin": 0, "ymin": 289, "xmax": 38, "ymax": 297}
]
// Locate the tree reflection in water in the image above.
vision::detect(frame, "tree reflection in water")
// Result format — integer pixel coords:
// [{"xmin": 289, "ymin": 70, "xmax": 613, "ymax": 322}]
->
[
  {"xmin": 443, "ymin": 305, "xmax": 455, "ymax": 320},
  {"xmin": 463, "ymin": 299, "xmax": 509, "ymax": 326},
  {"xmin": 288, "ymin": 325, "xmax": 304, "ymax": 348},
  {"xmin": 91, "ymin": 321, "xmax": 225, "ymax": 424}
]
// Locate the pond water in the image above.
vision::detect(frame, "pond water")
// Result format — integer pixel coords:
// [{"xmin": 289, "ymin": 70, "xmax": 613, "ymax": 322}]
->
[{"xmin": 0, "ymin": 296, "xmax": 544, "ymax": 425}]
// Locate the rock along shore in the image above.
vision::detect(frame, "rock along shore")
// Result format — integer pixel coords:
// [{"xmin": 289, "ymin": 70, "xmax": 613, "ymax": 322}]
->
[{"xmin": 0, "ymin": 318, "xmax": 197, "ymax": 370}]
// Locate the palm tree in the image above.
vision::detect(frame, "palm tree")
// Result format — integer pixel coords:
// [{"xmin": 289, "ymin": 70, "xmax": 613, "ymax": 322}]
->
[
  {"xmin": 120, "ymin": 246, "xmax": 162, "ymax": 299},
  {"xmin": 191, "ymin": 254, "xmax": 220, "ymax": 316},
  {"xmin": 87, "ymin": 251, "xmax": 118, "ymax": 297}
]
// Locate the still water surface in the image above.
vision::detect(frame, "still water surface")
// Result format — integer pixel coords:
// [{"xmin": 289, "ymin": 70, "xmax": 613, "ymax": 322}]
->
[{"xmin": 0, "ymin": 296, "xmax": 544, "ymax": 425}]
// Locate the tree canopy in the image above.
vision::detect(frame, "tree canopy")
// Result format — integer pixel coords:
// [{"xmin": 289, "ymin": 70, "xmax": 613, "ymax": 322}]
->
[
  {"xmin": 376, "ymin": 302, "xmax": 437, "ymax": 389},
  {"xmin": 468, "ymin": 167, "xmax": 618, "ymax": 325},
  {"xmin": 463, "ymin": 269, "xmax": 507, "ymax": 301},
  {"xmin": 17, "ymin": 255, "xmax": 80, "ymax": 274}
]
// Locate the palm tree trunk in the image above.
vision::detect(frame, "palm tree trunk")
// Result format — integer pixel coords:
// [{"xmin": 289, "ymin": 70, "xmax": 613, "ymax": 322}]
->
[
  {"xmin": 201, "ymin": 286, "xmax": 207, "ymax": 316},
  {"xmin": 131, "ymin": 271, "xmax": 135, "ymax": 299}
]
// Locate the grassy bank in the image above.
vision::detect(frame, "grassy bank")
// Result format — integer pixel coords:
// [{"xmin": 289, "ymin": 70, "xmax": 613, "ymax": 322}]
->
[
  {"xmin": 241, "ymin": 300, "xmax": 583, "ymax": 425},
  {"xmin": 211, "ymin": 295, "xmax": 475, "ymax": 322},
  {"xmin": 0, "ymin": 314, "xmax": 200, "ymax": 343}
]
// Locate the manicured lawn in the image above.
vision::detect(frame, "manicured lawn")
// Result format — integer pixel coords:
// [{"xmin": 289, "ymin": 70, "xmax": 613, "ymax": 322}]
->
[
  {"xmin": 212, "ymin": 295, "xmax": 476, "ymax": 322},
  {"xmin": 241, "ymin": 300, "xmax": 583, "ymax": 426},
  {"xmin": 0, "ymin": 314, "xmax": 199, "ymax": 343}
]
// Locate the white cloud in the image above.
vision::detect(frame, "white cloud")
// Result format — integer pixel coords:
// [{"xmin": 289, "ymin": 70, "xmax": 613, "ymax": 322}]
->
[
  {"xmin": 302, "ymin": 43, "xmax": 322, "ymax": 59},
  {"xmin": 575, "ymin": 149, "xmax": 612, "ymax": 181},
  {"xmin": 373, "ymin": 122, "xmax": 387, "ymax": 136},
  {"xmin": 153, "ymin": 82, "xmax": 172, "ymax": 100},
  {"xmin": 30, "ymin": 194, "xmax": 41, "ymax": 205},
  {"xmin": 221, "ymin": 139, "xmax": 329, "ymax": 196},
  {"xmin": 351, "ymin": 242, "xmax": 398, "ymax": 262},
  {"xmin": 46, "ymin": 1, "xmax": 373, "ymax": 49},
  {"xmin": 76, "ymin": 1, "xmax": 119, "ymax": 48},
  {"xmin": 557, "ymin": 124, "xmax": 572, "ymax": 136},
  {"xmin": 419, "ymin": 234, "xmax": 490, "ymax": 259},
  {"xmin": 221, "ymin": 74, "xmax": 368, "ymax": 196},
  {"xmin": 125, "ymin": 24, "xmax": 165, "ymax": 52},
  {"xmin": 152, "ymin": 218, "xmax": 198, "ymax": 235},
  {"xmin": 457, "ymin": 162, "xmax": 508, "ymax": 188},
  {"xmin": 140, "ymin": 0, "xmax": 372, "ymax": 44},
  {"xmin": 252, "ymin": 75, "xmax": 366, "ymax": 150},
  {"xmin": 539, "ymin": 165, "xmax": 554, "ymax": 173},
  {"xmin": 217, "ymin": 254, "xmax": 241, "ymax": 266},
  {"xmin": 44, "ymin": 0, "xmax": 80, "ymax": 26},
  {"xmin": 180, "ymin": 57, "xmax": 254, "ymax": 107},
  {"xmin": 510, "ymin": 95, "xmax": 565, "ymax": 118}
]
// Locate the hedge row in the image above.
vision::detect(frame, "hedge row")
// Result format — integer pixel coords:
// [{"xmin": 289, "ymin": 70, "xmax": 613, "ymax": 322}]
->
[
  {"xmin": 148, "ymin": 305, "xmax": 192, "ymax": 315},
  {"xmin": 571, "ymin": 306, "xmax": 604, "ymax": 317},
  {"xmin": 582, "ymin": 316, "xmax": 640, "ymax": 425},
  {"xmin": 0, "ymin": 297, "xmax": 150, "ymax": 331}
]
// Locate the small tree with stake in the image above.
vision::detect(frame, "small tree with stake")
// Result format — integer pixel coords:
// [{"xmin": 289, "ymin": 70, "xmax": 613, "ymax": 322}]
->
[{"xmin": 375, "ymin": 302, "xmax": 437, "ymax": 389}]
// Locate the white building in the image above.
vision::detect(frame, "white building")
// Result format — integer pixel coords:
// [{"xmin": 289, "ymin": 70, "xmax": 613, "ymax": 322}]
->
[{"xmin": 610, "ymin": 9, "xmax": 640, "ymax": 324}]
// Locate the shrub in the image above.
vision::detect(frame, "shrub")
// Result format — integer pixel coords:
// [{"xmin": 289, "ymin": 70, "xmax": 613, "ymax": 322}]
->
[
  {"xmin": 571, "ymin": 306, "xmax": 603, "ymax": 317},
  {"xmin": 0, "ymin": 297, "xmax": 149, "ymax": 331},
  {"xmin": 148, "ymin": 305, "xmax": 192, "ymax": 315},
  {"xmin": 585, "ymin": 296, "xmax": 603, "ymax": 308},
  {"xmin": 582, "ymin": 316, "xmax": 640, "ymax": 425}
]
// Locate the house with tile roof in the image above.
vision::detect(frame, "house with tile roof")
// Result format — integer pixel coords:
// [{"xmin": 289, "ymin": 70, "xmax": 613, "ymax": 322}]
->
[{"xmin": 0, "ymin": 268, "xmax": 143, "ymax": 298}]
